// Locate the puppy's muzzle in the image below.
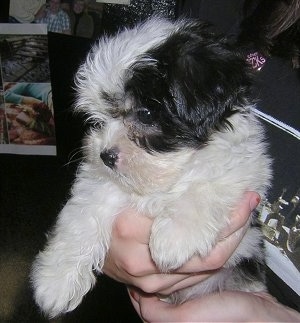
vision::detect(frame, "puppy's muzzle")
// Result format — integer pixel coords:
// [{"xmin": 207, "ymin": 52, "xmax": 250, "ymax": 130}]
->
[{"xmin": 100, "ymin": 148, "xmax": 119, "ymax": 169}]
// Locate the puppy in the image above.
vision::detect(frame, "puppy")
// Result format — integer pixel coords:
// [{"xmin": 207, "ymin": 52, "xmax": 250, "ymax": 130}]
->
[{"xmin": 31, "ymin": 17, "xmax": 272, "ymax": 318}]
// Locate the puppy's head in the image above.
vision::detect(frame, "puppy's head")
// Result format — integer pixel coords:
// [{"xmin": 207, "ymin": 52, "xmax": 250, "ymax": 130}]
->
[{"xmin": 75, "ymin": 17, "xmax": 254, "ymax": 194}]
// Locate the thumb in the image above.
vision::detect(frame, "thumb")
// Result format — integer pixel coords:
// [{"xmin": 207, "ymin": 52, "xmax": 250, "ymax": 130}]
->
[{"xmin": 128, "ymin": 288, "xmax": 178, "ymax": 322}]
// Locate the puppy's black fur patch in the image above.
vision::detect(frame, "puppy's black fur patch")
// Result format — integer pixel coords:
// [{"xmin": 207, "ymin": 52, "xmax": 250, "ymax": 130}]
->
[{"xmin": 124, "ymin": 21, "xmax": 254, "ymax": 152}]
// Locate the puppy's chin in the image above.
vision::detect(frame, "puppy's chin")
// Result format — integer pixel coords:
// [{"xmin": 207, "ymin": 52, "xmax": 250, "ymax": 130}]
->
[{"xmin": 84, "ymin": 127, "xmax": 195, "ymax": 195}]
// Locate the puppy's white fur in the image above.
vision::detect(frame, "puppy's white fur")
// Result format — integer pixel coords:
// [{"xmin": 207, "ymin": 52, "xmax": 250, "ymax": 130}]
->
[{"xmin": 31, "ymin": 17, "xmax": 272, "ymax": 317}]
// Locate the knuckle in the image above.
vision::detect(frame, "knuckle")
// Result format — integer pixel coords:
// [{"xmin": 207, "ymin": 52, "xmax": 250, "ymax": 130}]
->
[
  {"xmin": 122, "ymin": 259, "xmax": 141, "ymax": 277},
  {"xmin": 113, "ymin": 215, "xmax": 132, "ymax": 239},
  {"xmin": 138, "ymin": 282, "xmax": 159, "ymax": 294},
  {"xmin": 207, "ymin": 252, "xmax": 227, "ymax": 269}
]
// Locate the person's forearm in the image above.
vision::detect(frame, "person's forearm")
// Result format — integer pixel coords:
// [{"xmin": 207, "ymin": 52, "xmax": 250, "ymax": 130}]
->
[{"xmin": 21, "ymin": 96, "xmax": 42, "ymax": 105}]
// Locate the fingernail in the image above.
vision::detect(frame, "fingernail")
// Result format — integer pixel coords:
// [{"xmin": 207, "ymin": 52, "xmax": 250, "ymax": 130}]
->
[
  {"xmin": 128, "ymin": 288, "xmax": 139, "ymax": 302},
  {"xmin": 250, "ymin": 194, "xmax": 261, "ymax": 211}
]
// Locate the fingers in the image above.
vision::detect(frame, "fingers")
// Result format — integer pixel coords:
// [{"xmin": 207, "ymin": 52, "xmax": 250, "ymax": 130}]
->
[
  {"xmin": 130, "ymin": 289, "xmax": 300, "ymax": 323},
  {"xmin": 174, "ymin": 191, "xmax": 260, "ymax": 274},
  {"xmin": 103, "ymin": 235, "xmax": 159, "ymax": 281},
  {"xmin": 220, "ymin": 191, "xmax": 261, "ymax": 238},
  {"xmin": 113, "ymin": 208, "xmax": 153, "ymax": 244},
  {"xmin": 128, "ymin": 289, "xmax": 254, "ymax": 323},
  {"xmin": 106, "ymin": 208, "xmax": 214, "ymax": 291},
  {"xmin": 128, "ymin": 273, "xmax": 192, "ymax": 294},
  {"xmin": 104, "ymin": 208, "xmax": 158, "ymax": 278},
  {"xmin": 128, "ymin": 289, "xmax": 179, "ymax": 323},
  {"xmin": 154, "ymin": 272, "xmax": 213, "ymax": 295},
  {"xmin": 106, "ymin": 250, "xmax": 211, "ymax": 293},
  {"xmin": 105, "ymin": 191, "xmax": 261, "ymax": 292},
  {"xmin": 173, "ymin": 230, "xmax": 242, "ymax": 273}
]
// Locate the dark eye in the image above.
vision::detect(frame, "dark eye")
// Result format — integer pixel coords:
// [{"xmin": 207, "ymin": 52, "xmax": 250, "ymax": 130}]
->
[{"xmin": 137, "ymin": 108, "xmax": 154, "ymax": 125}]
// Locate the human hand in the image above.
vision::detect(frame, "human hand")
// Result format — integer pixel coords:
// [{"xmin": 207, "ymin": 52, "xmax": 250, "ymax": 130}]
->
[
  {"xmin": 128, "ymin": 289, "xmax": 300, "ymax": 322},
  {"xmin": 103, "ymin": 191, "xmax": 261, "ymax": 295}
]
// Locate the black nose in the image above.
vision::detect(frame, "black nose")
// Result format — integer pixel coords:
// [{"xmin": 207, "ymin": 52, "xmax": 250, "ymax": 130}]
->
[{"xmin": 100, "ymin": 148, "xmax": 118, "ymax": 169}]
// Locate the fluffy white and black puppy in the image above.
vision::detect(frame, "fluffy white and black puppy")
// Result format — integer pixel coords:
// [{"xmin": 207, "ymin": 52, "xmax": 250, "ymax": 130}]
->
[{"xmin": 31, "ymin": 17, "xmax": 272, "ymax": 318}]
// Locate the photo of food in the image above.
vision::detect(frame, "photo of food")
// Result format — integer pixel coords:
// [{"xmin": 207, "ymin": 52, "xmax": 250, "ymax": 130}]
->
[{"xmin": 3, "ymin": 82, "xmax": 55, "ymax": 146}]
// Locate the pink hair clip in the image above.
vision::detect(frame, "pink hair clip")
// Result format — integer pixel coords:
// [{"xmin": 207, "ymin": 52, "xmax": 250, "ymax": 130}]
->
[{"xmin": 246, "ymin": 52, "xmax": 267, "ymax": 71}]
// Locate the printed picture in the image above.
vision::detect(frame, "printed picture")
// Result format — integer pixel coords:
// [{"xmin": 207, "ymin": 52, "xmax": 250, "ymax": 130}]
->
[{"xmin": 0, "ymin": 23, "xmax": 56, "ymax": 155}]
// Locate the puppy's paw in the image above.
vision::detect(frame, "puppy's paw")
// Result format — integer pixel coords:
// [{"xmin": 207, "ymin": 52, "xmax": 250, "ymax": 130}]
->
[
  {"xmin": 149, "ymin": 217, "xmax": 219, "ymax": 272},
  {"xmin": 149, "ymin": 217, "xmax": 198, "ymax": 272},
  {"xmin": 31, "ymin": 252, "xmax": 96, "ymax": 318}
]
